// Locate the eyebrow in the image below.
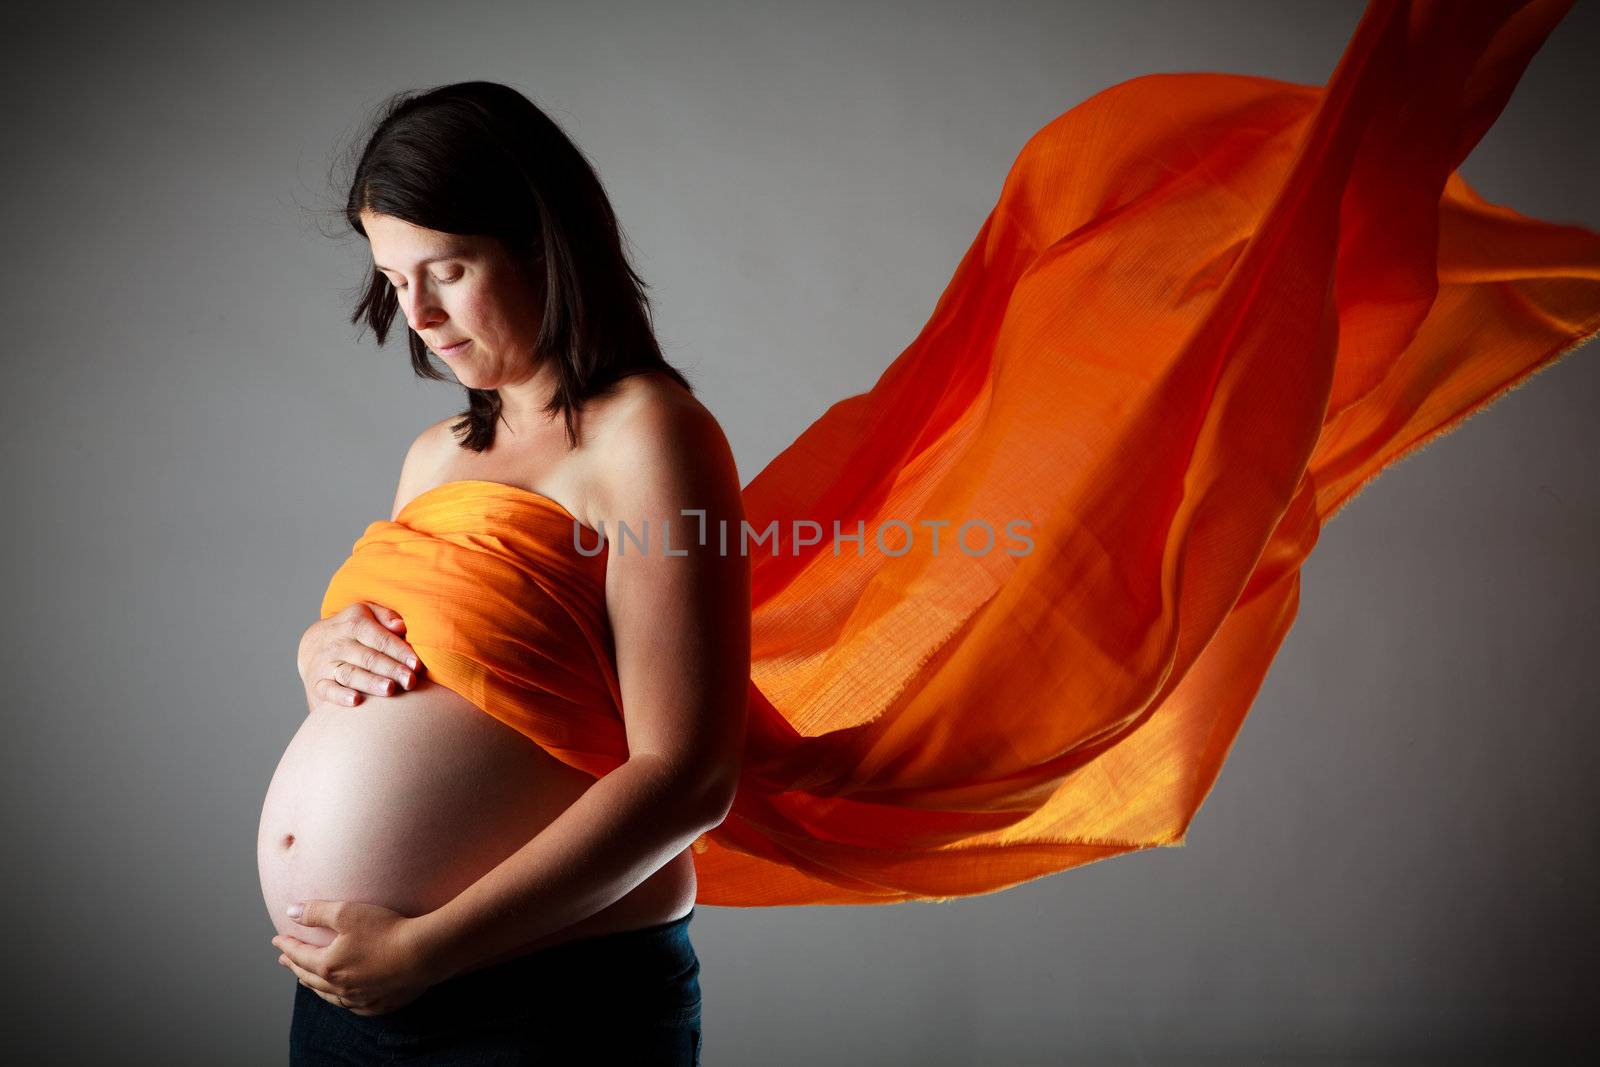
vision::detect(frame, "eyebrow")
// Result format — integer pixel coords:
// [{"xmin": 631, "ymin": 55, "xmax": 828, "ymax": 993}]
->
[{"xmin": 372, "ymin": 247, "xmax": 473, "ymax": 272}]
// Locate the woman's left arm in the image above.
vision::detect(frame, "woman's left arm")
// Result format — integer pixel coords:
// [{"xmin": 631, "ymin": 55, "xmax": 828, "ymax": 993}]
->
[{"xmin": 411, "ymin": 398, "xmax": 751, "ymax": 983}]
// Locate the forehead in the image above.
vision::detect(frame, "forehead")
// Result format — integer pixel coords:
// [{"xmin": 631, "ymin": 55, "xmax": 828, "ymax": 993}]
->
[{"xmin": 361, "ymin": 211, "xmax": 489, "ymax": 267}]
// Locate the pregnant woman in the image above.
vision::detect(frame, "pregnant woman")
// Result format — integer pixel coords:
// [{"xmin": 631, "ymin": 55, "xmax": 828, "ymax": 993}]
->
[
  {"xmin": 258, "ymin": 82, "xmax": 748, "ymax": 1063},
  {"xmin": 260, "ymin": 0, "xmax": 1600, "ymax": 1063}
]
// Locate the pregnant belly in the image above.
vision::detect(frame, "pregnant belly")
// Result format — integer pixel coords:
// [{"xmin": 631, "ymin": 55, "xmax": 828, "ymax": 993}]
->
[{"xmin": 257, "ymin": 678, "xmax": 697, "ymax": 970}]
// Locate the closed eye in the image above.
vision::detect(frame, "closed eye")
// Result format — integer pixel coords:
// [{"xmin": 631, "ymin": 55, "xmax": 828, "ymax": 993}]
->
[{"xmin": 385, "ymin": 270, "xmax": 463, "ymax": 291}]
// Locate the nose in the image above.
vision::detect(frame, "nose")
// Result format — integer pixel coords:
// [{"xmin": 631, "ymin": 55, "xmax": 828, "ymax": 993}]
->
[{"xmin": 400, "ymin": 289, "xmax": 445, "ymax": 333}]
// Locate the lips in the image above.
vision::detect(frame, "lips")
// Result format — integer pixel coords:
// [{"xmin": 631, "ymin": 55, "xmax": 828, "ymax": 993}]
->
[{"xmin": 435, "ymin": 339, "xmax": 470, "ymax": 354}]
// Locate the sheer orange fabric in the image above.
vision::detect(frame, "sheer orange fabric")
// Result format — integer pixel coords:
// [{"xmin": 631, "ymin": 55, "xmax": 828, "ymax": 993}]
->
[
  {"xmin": 323, "ymin": 480, "xmax": 630, "ymax": 775},
  {"xmin": 322, "ymin": 0, "xmax": 1600, "ymax": 907}
]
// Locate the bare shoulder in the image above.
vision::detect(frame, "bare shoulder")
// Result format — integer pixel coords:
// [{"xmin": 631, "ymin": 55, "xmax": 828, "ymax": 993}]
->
[
  {"xmin": 412, "ymin": 413, "xmax": 459, "ymax": 458},
  {"xmin": 591, "ymin": 373, "xmax": 742, "ymax": 528},
  {"xmin": 388, "ymin": 415, "xmax": 458, "ymax": 520}
]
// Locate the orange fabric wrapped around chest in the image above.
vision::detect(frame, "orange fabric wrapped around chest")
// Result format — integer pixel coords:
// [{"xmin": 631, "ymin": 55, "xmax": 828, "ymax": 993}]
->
[{"xmin": 320, "ymin": 480, "xmax": 626, "ymax": 778}]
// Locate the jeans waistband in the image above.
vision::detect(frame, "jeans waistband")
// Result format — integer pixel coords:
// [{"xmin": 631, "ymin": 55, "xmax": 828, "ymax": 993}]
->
[{"xmin": 428, "ymin": 908, "xmax": 697, "ymax": 999}]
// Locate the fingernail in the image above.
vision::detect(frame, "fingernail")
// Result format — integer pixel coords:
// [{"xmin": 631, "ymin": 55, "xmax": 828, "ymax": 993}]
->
[
  {"xmin": 406, "ymin": 656, "xmax": 419, "ymax": 669},
  {"xmin": 287, "ymin": 903, "xmax": 303, "ymax": 919}
]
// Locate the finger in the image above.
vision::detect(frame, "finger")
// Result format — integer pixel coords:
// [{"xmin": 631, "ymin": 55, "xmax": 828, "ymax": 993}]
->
[
  {"xmin": 333, "ymin": 603, "xmax": 374, "ymax": 627},
  {"xmin": 312, "ymin": 677, "xmax": 362, "ymax": 708},
  {"xmin": 276, "ymin": 932, "xmax": 335, "ymax": 976},
  {"xmin": 347, "ymin": 624, "xmax": 420, "ymax": 689},
  {"xmin": 275, "ymin": 938, "xmax": 319, "ymax": 977},
  {"xmin": 355, "ymin": 606, "xmax": 418, "ymax": 668},
  {"xmin": 366, "ymin": 602, "xmax": 407, "ymax": 633},
  {"xmin": 329, "ymin": 651, "xmax": 409, "ymax": 697},
  {"xmin": 280, "ymin": 955, "xmax": 338, "ymax": 998},
  {"xmin": 287, "ymin": 899, "xmax": 341, "ymax": 933}
]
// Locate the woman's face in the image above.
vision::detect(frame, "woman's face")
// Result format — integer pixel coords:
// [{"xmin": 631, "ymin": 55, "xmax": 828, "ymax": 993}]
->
[{"xmin": 360, "ymin": 210, "xmax": 544, "ymax": 390}]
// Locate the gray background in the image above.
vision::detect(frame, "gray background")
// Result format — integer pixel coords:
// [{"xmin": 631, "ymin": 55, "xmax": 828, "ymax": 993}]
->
[{"xmin": 3, "ymin": 1, "xmax": 1596, "ymax": 1063}]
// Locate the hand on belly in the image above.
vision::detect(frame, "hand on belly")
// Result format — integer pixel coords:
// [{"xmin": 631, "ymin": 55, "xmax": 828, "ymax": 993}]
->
[{"xmin": 271, "ymin": 897, "xmax": 437, "ymax": 1016}]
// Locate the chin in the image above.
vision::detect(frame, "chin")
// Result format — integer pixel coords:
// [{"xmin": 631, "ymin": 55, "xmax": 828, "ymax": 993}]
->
[{"xmin": 445, "ymin": 362, "xmax": 487, "ymax": 388}]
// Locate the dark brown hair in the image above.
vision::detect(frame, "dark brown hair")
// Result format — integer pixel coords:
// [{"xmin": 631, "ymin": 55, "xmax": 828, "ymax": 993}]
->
[{"xmin": 339, "ymin": 80, "xmax": 693, "ymax": 451}]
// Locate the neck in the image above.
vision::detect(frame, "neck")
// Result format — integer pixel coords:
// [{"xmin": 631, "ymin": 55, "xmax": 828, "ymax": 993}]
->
[{"xmin": 489, "ymin": 360, "xmax": 565, "ymax": 437}]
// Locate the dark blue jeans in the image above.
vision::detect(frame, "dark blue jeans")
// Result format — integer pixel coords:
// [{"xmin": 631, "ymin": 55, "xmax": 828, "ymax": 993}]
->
[{"xmin": 289, "ymin": 910, "xmax": 701, "ymax": 1065}]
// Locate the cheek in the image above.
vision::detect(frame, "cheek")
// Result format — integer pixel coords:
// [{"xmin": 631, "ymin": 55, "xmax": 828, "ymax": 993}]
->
[
  {"xmin": 451, "ymin": 291, "xmax": 498, "ymax": 336},
  {"xmin": 476, "ymin": 281, "xmax": 539, "ymax": 344}
]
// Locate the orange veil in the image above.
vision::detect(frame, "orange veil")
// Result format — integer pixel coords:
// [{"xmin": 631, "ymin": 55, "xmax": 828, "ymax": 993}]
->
[{"xmin": 687, "ymin": 0, "xmax": 1600, "ymax": 904}]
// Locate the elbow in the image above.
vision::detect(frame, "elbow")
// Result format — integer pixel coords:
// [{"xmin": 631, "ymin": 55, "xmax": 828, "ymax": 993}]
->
[
  {"xmin": 641, "ymin": 755, "xmax": 738, "ymax": 829},
  {"xmin": 694, "ymin": 770, "xmax": 739, "ymax": 828},
  {"xmin": 683, "ymin": 756, "xmax": 740, "ymax": 829}
]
